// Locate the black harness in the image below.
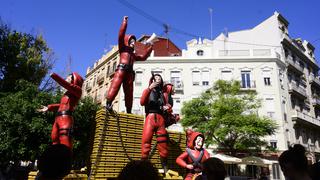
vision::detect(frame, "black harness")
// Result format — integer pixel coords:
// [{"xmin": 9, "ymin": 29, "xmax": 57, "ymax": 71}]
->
[
  {"xmin": 186, "ymin": 148, "xmax": 204, "ymax": 173},
  {"xmin": 145, "ymin": 86, "xmax": 165, "ymax": 115}
]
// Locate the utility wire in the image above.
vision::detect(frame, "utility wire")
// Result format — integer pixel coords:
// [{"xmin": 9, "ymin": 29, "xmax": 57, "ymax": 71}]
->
[
  {"xmin": 117, "ymin": 0, "xmax": 201, "ymax": 38},
  {"xmin": 312, "ymin": 38, "xmax": 320, "ymax": 44},
  {"xmin": 117, "ymin": 0, "xmax": 283, "ymax": 48}
]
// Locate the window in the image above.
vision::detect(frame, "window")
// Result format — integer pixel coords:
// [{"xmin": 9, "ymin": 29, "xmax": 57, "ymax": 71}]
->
[
  {"xmin": 192, "ymin": 71, "xmax": 200, "ymax": 86},
  {"xmin": 93, "ymin": 76, "xmax": 96, "ymax": 87},
  {"xmin": 173, "ymin": 98, "xmax": 181, "ymax": 114},
  {"xmin": 202, "ymin": 81, "xmax": 209, "ymax": 86},
  {"xmin": 112, "ymin": 62, "xmax": 117, "ymax": 72},
  {"xmin": 272, "ymin": 164, "xmax": 281, "ymax": 180},
  {"xmin": 264, "ymin": 77, "xmax": 271, "ymax": 86},
  {"xmin": 221, "ymin": 70, "xmax": 232, "ymax": 81},
  {"xmin": 151, "ymin": 70, "xmax": 163, "ymax": 77},
  {"xmin": 262, "ymin": 70, "xmax": 271, "ymax": 86},
  {"xmin": 241, "ymin": 71, "xmax": 251, "ymax": 88},
  {"xmin": 197, "ymin": 50, "xmax": 204, "ymax": 56},
  {"xmin": 202, "ymin": 70, "xmax": 210, "ymax": 86},
  {"xmin": 265, "ymin": 97, "xmax": 275, "ymax": 119},
  {"xmin": 106, "ymin": 66, "xmax": 110, "ymax": 76},
  {"xmin": 284, "ymin": 49, "xmax": 289, "ymax": 57},
  {"xmin": 284, "ymin": 113, "xmax": 287, "ymax": 122},
  {"xmin": 270, "ymin": 141, "xmax": 277, "ymax": 149},
  {"xmin": 135, "ymin": 71, "xmax": 143, "ymax": 86},
  {"xmin": 170, "ymin": 71, "xmax": 183, "ymax": 92}
]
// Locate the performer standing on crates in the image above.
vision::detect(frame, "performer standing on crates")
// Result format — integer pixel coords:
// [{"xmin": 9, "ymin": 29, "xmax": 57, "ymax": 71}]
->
[
  {"xmin": 140, "ymin": 74, "xmax": 171, "ymax": 173},
  {"xmin": 38, "ymin": 72, "xmax": 83, "ymax": 149},
  {"xmin": 176, "ymin": 130, "xmax": 210, "ymax": 180},
  {"xmin": 105, "ymin": 16, "xmax": 153, "ymax": 113}
]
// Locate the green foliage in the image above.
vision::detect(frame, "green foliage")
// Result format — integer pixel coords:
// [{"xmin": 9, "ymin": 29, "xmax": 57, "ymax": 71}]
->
[
  {"xmin": 181, "ymin": 80, "xmax": 277, "ymax": 154},
  {"xmin": 0, "ymin": 21, "xmax": 54, "ymax": 92},
  {"xmin": 0, "ymin": 80, "xmax": 57, "ymax": 164},
  {"xmin": 72, "ymin": 96, "xmax": 99, "ymax": 168},
  {"xmin": 0, "ymin": 80, "xmax": 99, "ymax": 169}
]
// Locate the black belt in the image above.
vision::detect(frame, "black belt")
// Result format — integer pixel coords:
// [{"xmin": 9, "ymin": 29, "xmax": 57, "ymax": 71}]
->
[
  {"xmin": 148, "ymin": 110, "xmax": 163, "ymax": 115},
  {"xmin": 56, "ymin": 111, "xmax": 73, "ymax": 116},
  {"xmin": 117, "ymin": 63, "xmax": 133, "ymax": 72}
]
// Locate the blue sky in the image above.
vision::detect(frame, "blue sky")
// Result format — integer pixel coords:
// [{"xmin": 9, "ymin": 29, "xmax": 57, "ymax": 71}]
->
[{"xmin": 1, "ymin": 0, "xmax": 320, "ymax": 78}]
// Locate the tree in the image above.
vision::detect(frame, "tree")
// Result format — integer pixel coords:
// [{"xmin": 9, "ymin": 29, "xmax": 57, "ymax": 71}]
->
[
  {"xmin": 0, "ymin": 80, "xmax": 99, "ymax": 177},
  {"xmin": 181, "ymin": 80, "xmax": 277, "ymax": 155},
  {"xmin": 0, "ymin": 80, "xmax": 57, "ymax": 166},
  {"xmin": 0, "ymin": 21, "xmax": 54, "ymax": 92},
  {"xmin": 72, "ymin": 96, "xmax": 100, "ymax": 168}
]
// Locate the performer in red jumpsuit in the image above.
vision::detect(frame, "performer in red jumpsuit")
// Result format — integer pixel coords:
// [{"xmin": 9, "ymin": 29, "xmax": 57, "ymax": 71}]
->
[
  {"xmin": 38, "ymin": 72, "xmax": 83, "ymax": 149},
  {"xmin": 140, "ymin": 74, "xmax": 170, "ymax": 172},
  {"xmin": 106, "ymin": 16, "xmax": 153, "ymax": 113},
  {"xmin": 162, "ymin": 83, "xmax": 180, "ymax": 127},
  {"xmin": 176, "ymin": 130, "xmax": 210, "ymax": 180}
]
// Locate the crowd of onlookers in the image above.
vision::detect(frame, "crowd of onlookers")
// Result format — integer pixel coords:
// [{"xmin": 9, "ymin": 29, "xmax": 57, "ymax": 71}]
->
[
  {"xmin": 35, "ymin": 144, "xmax": 320, "ymax": 180},
  {"xmin": 117, "ymin": 144, "xmax": 320, "ymax": 180}
]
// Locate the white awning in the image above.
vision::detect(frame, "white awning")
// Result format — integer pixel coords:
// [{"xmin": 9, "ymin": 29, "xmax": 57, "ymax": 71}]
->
[
  {"xmin": 211, "ymin": 153, "xmax": 242, "ymax": 164},
  {"xmin": 241, "ymin": 156, "xmax": 273, "ymax": 166}
]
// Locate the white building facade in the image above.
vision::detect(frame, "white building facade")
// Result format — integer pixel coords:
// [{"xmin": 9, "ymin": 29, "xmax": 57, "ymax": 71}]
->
[
  {"xmin": 83, "ymin": 12, "xmax": 319, "ymax": 179},
  {"xmin": 115, "ymin": 12, "xmax": 320, "ymax": 161}
]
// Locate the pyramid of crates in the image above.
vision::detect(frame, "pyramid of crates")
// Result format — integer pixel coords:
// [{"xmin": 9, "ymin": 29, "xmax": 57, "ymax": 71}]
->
[{"xmin": 88, "ymin": 109, "xmax": 186, "ymax": 179}]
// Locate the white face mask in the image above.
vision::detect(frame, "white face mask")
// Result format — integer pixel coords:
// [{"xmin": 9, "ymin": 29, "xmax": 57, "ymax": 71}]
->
[
  {"xmin": 195, "ymin": 136, "xmax": 203, "ymax": 149},
  {"xmin": 66, "ymin": 75, "xmax": 72, "ymax": 83},
  {"xmin": 129, "ymin": 39, "xmax": 135, "ymax": 48},
  {"xmin": 154, "ymin": 76, "xmax": 162, "ymax": 83}
]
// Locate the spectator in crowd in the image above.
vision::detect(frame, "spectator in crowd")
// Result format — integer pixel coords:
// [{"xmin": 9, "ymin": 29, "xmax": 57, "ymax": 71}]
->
[
  {"xmin": 309, "ymin": 161, "xmax": 320, "ymax": 180},
  {"xmin": 196, "ymin": 157, "xmax": 227, "ymax": 180},
  {"xmin": 279, "ymin": 144, "xmax": 311, "ymax": 180},
  {"xmin": 118, "ymin": 160, "xmax": 159, "ymax": 180},
  {"xmin": 36, "ymin": 144, "xmax": 72, "ymax": 180}
]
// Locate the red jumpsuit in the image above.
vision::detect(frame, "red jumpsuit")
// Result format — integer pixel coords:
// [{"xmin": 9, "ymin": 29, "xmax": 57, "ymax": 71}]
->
[
  {"xmin": 47, "ymin": 72, "xmax": 83, "ymax": 149},
  {"xmin": 162, "ymin": 83, "xmax": 180, "ymax": 127},
  {"xmin": 176, "ymin": 131, "xmax": 210, "ymax": 180},
  {"xmin": 106, "ymin": 17, "xmax": 153, "ymax": 113},
  {"xmin": 140, "ymin": 85, "xmax": 168, "ymax": 160}
]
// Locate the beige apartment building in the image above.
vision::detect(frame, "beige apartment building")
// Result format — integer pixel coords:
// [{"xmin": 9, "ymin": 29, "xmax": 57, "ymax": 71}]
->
[{"xmin": 82, "ymin": 36, "xmax": 181, "ymax": 110}]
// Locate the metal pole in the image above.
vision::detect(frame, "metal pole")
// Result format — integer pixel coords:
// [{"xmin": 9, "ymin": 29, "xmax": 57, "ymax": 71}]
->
[{"xmin": 209, "ymin": 8, "xmax": 213, "ymax": 40}]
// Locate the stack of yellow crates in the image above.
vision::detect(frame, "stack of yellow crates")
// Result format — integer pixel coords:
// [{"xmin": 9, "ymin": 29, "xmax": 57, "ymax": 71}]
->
[{"xmin": 88, "ymin": 109, "xmax": 186, "ymax": 179}]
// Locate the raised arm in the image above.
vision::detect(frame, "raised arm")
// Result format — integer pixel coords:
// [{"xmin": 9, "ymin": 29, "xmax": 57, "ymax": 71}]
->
[
  {"xmin": 118, "ymin": 16, "xmax": 128, "ymax": 50},
  {"xmin": 50, "ymin": 73, "xmax": 82, "ymax": 98},
  {"xmin": 135, "ymin": 45, "xmax": 153, "ymax": 61},
  {"xmin": 140, "ymin": 81, "xmax": 159, "ymax": 106}
]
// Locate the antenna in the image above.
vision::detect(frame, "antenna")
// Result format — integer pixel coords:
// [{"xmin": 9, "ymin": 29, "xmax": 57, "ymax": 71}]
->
[
  {"xmin": 66, "ymin": 55, "xmax": 72, "ymax": 75},
  {"xmin": 163, "ymin": 24, "xmax": 170, "ymax": 49},
  {"xmin": 209, "ymin": 8, "xmax": 213, "ymax": 40}
]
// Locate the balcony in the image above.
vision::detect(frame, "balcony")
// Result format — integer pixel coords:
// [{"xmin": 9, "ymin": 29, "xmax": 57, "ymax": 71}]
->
[
  {"xmin": 288, "ymin": 81, "xmax": 307, "ymax": 99},
  {"xmin": 312, "ymin": 97, "xmax": 320, "ymax": 107},
  {"xmin": 97, "ymin": 74, "xmax": 105, "ymax": 84},
  {"xmin": 240, "ymin": 80, "xmax": 256, "ymax": 91},
  {"xmin": 291, "ymin": 110, "xmax": 320, "ymax": 127},
  {"xmin": 309, "ymin": 74, "xmax": 320, "ymax": 89},
  {"xmin": 171, "ymin": 80, "xmax": 184, "ymax": 94},
  {"xmin": 85, "ymin": 82, "xmax": 92, "ymax": 91},
  {"xmin": 286, "ymin": 55, "xmax": 304, "ymax": 74}
]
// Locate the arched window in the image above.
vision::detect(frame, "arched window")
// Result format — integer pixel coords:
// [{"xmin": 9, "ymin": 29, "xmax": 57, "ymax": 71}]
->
[{"xmin": 197, "ymin": 50, "xmax": 204, "ymax": 56}]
